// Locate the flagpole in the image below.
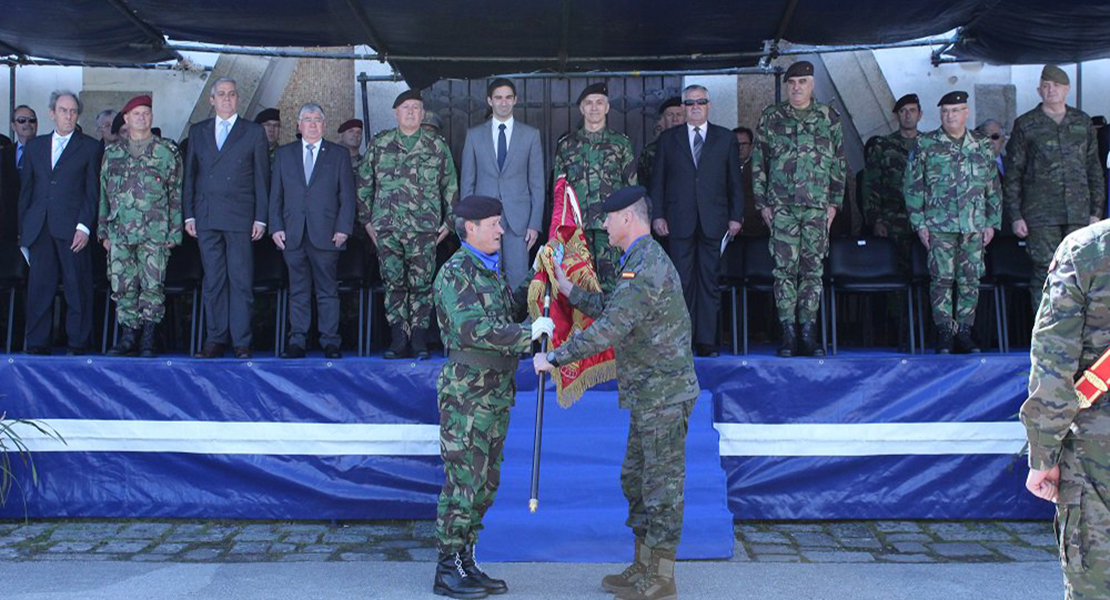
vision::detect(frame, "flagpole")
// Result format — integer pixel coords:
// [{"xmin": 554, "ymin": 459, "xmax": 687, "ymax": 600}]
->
[{"xmin": 529, "ymin": 283, "xmax": 552, "ymax": 513}]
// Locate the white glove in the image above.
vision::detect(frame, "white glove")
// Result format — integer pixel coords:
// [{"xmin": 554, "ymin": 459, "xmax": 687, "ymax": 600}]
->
[{"xmin": 531, "ymin": 317, "xmax": 555, "ymax": 341}]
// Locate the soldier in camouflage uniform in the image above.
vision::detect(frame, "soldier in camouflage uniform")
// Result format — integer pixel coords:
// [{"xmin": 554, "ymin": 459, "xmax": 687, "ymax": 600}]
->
[
  {"xmin": 358, "ymin": 90, "xmax": 458, "ymax": 360},
  {"xmin": 432, "ymin": 195, "xmax": 554, "ymax": 599},
  {"xmin": 535, "ymin": 187, "xmax": 700, "ymax": 600},
  {"xmin": 1005, "ymin": 65, "xmax": 1105, "ymax": 312},
  {"xmin": 553, "ymin": 82, "xmax": 638, "ymax": 295},
  {"xmin": 635, "ymin": 97, "xmax": 684, "ymax": 191},
  {"xmin": 862, "ymin": 93, "xmax": 922, "ymax": 349},
  {"xmin": 751, "ymin": 61, "xmax": 846, "ymax": 357},
  {"xmin": 904, "ymin": 91, "xmax": 1001, "ymax": 354},
  {"xmin": 98, "ymin": 95, "xmax": 183, "ymax": 358},
  {"xmin": 1021, "ymin": 220, "xmax": 1110, "ymax": 599}
]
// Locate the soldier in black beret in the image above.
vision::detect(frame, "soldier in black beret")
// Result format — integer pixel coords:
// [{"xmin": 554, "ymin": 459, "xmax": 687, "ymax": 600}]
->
[
  {"xmin": 254, "ymin": 108, "xmax": 281, "ymax": 163},
  {"xmin": 577, "ymin": 82, "xmax": 608, "ymax": 106},
  {"xmin": 938, "ymin": 91, "xmax": 969, "ymax": 106},
  {"xmin": 783, "ymin": 60, "xmax": 814, "ymax": 81},
  {"xmin": 892, "ymin": 93, "xmax": 920, "ymax": 113},
  {"xmin": 638, "ymin": 98, "xmax": 686, "ymax": 191},
  {"xmin": 393, "ymin": 89, "xmax": 424, "ymax": 109}
]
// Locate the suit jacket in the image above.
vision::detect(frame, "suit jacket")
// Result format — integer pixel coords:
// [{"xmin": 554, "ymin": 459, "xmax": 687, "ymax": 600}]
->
[
  {"xmin": 460, "ymin": 120, "xmax": 545, "ymax": 235},
  {"xmin": 18, "ymin": 131, "xmax": 101, "ymax": 244},
  {"xmin": 649, "ymin": 123, "xmax": 744, "ymax": 239},
  {"xmin": 269, "ymin": 140, "xmax": 356, "ymax": 252},
  {"xmin": 0, "ymin": 135, "xmax": 15, "ymax": 241},
  {"xmin": 183, "ymin": 117, "xmax": 270, "ymax": 232}
]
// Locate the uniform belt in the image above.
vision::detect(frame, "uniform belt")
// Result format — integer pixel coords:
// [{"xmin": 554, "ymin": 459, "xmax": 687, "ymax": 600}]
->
[
  {"xmin": 448, "ymin": 349, "xmax": 519, "ymax": 371},
  {"xmin": 1076, "ymin": 347, "xmax": 1110, "ymax": 409}
]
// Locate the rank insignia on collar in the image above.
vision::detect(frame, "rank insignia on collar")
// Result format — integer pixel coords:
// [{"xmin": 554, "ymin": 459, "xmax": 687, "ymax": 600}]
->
[{"xmin": 621, "ymin": 272, "xmax": 636, "ymax": 279}]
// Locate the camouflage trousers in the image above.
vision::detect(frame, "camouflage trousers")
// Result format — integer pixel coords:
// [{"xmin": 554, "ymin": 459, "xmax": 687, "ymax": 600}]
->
[
  {"xmin": 1027, "ymin": 224, "xmax": 1083, "ymax": 313},
  {"xmin": 108, "ymin": 240, "xmax": 170, "ymax": 329},
  {"xmin": 434, "ymin": 362, "xmax": 515, "ymax": 553},
  {"xmin": 770, "ymin": 205, "xmax": 828, "ymax": 323},
  {"xmin": 623, "ymin": 399, "xmax": 695, "ymax": 552},
  {"xmin": 377, "ymin": 230, "xmax": 436, "ymax": 333},
  {"xmin": 587, "ymin": 229, "xmax": 622, "ymax": 296},
  {"xmin": 927, "ymin": 232, "xmax": 983, "ymax": 329},
  {"xmin": 1056, "ymin": 438, "xmax": 1110, "ymax": 599}
]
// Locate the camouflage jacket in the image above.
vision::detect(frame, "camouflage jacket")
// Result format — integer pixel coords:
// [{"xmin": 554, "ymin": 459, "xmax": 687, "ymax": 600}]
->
[
  {"xmin": 435, "ymin": 246, "xmax": 531, "ymax": 360},
  {"xmin": 1003, "ymin": 104, "xmax": 1105, "ymax": 226},
  {"xmin": 98, "ymin": 137, "xmax": 183, "ymax": 245},
  {"xmin": 904, "ymin": 129, "xmax": 1002, "ymax": 233},
  {"xmin": 862, "ymin": 130, "xmax": 920, "ymax": 230},
  {"xmin": 553, "ymin": 127, "xmax": 637, "ymax": 230},
  {"xmin": 636, "ymin": 139, "xmax": 658, "ymax": 192},
  {"xmin": 1021, "ymin": 221, "xmax": 1110, "ymax": 469},
  {"xmin": 751, "ymin": 101, "xmax": 847, "ymax": 211},
  {"xmin": 552, "ymin": 237, "xmax": 700, "ymax": 410},
  {"xmin": 357, "ymin": 128, "xmax": 458, "ymax": 233}
]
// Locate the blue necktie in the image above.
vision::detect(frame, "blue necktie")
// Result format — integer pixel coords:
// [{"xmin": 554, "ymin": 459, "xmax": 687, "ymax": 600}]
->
[
  {"xmin": 217, "ymin": 120, "xmax": 230, "ymax": 151},
  {"xmin": 304, "ymin": 144, "xmax": 316, "ymax": 183},
  {"xmin": 15, "ymin": 144, "xmax": 23, "ymax": 170},
  {"xmin": 52, "ymin": 136, "xmax": 68, "ymax": 169},
  {"xmin": 497, "ymin": 123, "xmax": 507, "ymax": 171}
]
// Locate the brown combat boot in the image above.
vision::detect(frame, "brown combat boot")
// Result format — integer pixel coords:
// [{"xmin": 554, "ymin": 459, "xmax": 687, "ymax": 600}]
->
[
  {"xmin": 616, "ymin": 548, "xmax": 676, "ymax": 600},
  {"xmin": 601, "ymin": 538, "xmax": 648, "ymax": 593}
]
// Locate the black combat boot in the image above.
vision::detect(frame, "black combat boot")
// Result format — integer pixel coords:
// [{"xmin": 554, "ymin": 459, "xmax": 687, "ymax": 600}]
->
[
  {"xmin": 955, "ymin": 323, "xmax": 981, "ymax": 354},
  {"xmin": 411, "ymin": 327, "xmax": 430, "ymax": 360},
  {"xmin": 799, "ymin": 322, "xmax": 824, "ymax": 357},
  {"xmin": 139, "ymin": 321, "xmax": 158, "ymax": 358},
  {"xmin": 106, "ymin": 326, "xmax": 140, "ymax": 357},
  {"xmin": 384, "ymin": 324, "xmax": 410, "ymax": 360},
  {"xmin": 777, "ymin": 321, "xmax": 796, "ymax": 357},
  {"xmin": 460, "ymin": 545, "xmax": 507, "ymax": 595},
  {"xmin": 936, "ymin": 323, "xmax": 954, "ymax": 355},
  {"xmin": 433, "ymin": 551, "xmax": 489, "ymax": 599}
]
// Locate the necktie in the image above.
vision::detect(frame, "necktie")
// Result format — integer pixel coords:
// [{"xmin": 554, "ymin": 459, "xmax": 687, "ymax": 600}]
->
[
  {"xmin": 52, "ymin": 137, "xmax": 68, "ymax": 169},
  {"xmin": 304, "ymin": 144, "xmax": 316, "ymax": 183},
  {"xmin": 16, "ymin": 144, "xmax": 24, "ymax": 170},
  {"xmin": 217, "ymin": 120, "xmax": 230, "ymax": 151},
  {"xmin": 497, "ymin": 123, "xmax": 507, "ymax": 171},
  {"xmin": 693, "ymin": 127, "xmax": 704, "ymax": 167}
]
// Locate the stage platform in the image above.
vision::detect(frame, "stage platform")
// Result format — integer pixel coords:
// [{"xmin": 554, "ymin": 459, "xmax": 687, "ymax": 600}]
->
[{"xmin": 0, "ymin": 350, "xmax": 1049, "ymax": 559}]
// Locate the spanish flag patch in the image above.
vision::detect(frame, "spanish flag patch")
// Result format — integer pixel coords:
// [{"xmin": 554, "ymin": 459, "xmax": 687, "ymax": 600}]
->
[{"xmin": 621, "ymin": 272, "xmax": 636, "ymax": 279}]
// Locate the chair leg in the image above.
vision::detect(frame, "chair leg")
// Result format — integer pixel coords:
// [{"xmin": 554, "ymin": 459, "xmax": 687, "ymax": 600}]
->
[
  {"xmin": 6, "ymin": 288, "xmax": 14, "ymax": 354},
  {"xmin": 272, "ymin": 290, "xmax": 282, "ymax": 358},
  {"xmin": 906, "ymin": 288, "xmax": 916, "ymax": 356},
  {"xmin": 915, "ymin": 287, "xmax": 926, "ymax": 354},
  {"xmin": 830, "ymin": 287, "xmax": 838, "ymax": 356},
  {"xmin": 729, "ymin": 287, "xmax": 738, "ymax": 355},
  {"xmin": 820, "ymin": 289, "xmax": 829, "ymax": 355},
  {"xmin": 358, "ymin": 287, "xmax": 366, "ymax": 357},
  {"xmin": 188, "ymin": 289, "xmax": 198, "ymax": 358},
  {"xmin": 741, "ymin": 287, "xmax": 749, "ymax": 356},
  {"xmin": 996, "ymin": 287, "xmax": 1007, "ymax": 353}
]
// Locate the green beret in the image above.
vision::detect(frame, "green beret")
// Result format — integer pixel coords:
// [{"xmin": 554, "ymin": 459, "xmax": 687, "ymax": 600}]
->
[
  {"xmin": 599, "ymin": 186, "xmax": 648, "ymax": 213},
  {"xmin": 577, "ymin": 83, "xmax": 608, "ymax": 105},
  {"xmin": 1041, "ymin": 65, "xmax": 1070, "ymax": 86},
  {"xmin": 455, "ymin": 195, "xmax": 502, "ymax": 220},
  {"xmin": 784, "ymin": 61, "xmax": 814, "ymax": 81},
  {"xmin": 393, "ymin": 89, "xmax": 424, "ymax": 109},
  {"xmin": 938, "ymin": 91, "xmax": 969, "ymax": 106}
]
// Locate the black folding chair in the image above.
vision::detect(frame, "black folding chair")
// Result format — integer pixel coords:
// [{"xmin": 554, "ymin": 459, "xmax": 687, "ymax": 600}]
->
[
  {"xmin": 718, "ymin": 238, "xmax": 744, "ymax": 355},
  {"xmin": 162, "ymin": 238, "xmax": 204, "ymax": 356},
  {"xmin": 0, "ymin": 243, "xmax": 28, "ymax": 353},
  {"xmin": 826, "ymin": 237, "xmax": 914, "ymax": 355},
  {"xmin": 337, "ymin": 236, "xmax": 369, "ymax": 356},
  {"xmin": 250, "ymin": 239, "xmax": 288, "ymax": 357},
  {"xmin": 987, "ymin": 236, "xmax": 1034, "ymax": 352}
]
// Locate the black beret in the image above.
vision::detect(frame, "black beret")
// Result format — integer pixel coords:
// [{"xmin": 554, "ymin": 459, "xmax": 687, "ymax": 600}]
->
[
  {"xmin": 455, "ymin": 195, "xmax": 503, "ymax": 220},
  {"xmin": 254, "ymin": 108, "xmax": 280, "ymax": 124},
  {"xmin": 599, "ymin": 186, "xmax": 648, "ymax": 214},
  {"xmin": 659, "ymin": 97, "xmax": 682, "ymax": 112},
  {"xmin": 892, "ymin": 94, "xmax": 920, "ymax": 113},
  {"xmin": 784, "ymin": 61, "xmax": 814, "ymax": 81},
  {"xmin": 110, "ymin": 111, "xmax": 125, "ymax": 135},
  {"xmin": 938, "ymin": 91, "xmax": 969, "ymax": 106},
  {"xmin": 577, "ymin": 83, "xmax": 608, "ymax": 105},
  {"xmin": 393, "ymin": 89, "xmax": 424, "ymax": 109}
]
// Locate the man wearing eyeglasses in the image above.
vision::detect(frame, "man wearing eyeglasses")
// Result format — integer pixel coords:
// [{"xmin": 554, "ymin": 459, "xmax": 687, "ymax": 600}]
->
[
  {"xmin": 1004, "ymin": 65, "xmax": 1105, "ymax": 313},
  {"xmin": 2, "ymin": 106, "xmax": 38, "ymax": 242}
]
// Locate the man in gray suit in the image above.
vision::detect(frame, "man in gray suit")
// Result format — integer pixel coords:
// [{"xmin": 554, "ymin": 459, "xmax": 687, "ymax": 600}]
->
[
  {"xmin": 270, "ymin": 103, "xmax": 356, "ymax": 359},
  {"xmin": 460, "ymin": 78, "xmax": 545, "ymax": 289},
  {"xmin": 183, "ymin": 77, "xmax": 271, "ymax": 359}
]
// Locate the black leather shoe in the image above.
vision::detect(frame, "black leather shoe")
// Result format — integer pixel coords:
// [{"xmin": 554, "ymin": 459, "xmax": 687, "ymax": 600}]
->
[
  {"xmin": 24, "ymin": 346, "xmax": 51, "ymax": 356},
  {"xmin": 234, "ymin": 346, "xmax": 251, "ymax": 359},
  {"xmin": 324, "ymin": 345, "xmax": 342, "ymax": 359},
  {"xmin": 460, "ymin": 546, "xmax": 507, "ymax": 595},
  {"xmin": 196, "ymin": 342, "xmax": 226, "ymax": 359},
  {"xmin": 281, "ymin": 344, "xmax": 306, "ymax": 359},
  {"xmin": 433, "ymin": 551, "xmax": 489, "ymax": 599}
]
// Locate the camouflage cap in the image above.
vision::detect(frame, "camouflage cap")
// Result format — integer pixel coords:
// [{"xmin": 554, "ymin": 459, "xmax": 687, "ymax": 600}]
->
[
  {"xmin": 600, "ymin": 186, "xmax": 648, "ymax": 213},
  {"xmin": 784, "ymin": 61, "xmax": 814, "ymax": 81},
  {"xmin": 1041, "ymin": 65, "xmax": 1070, "ymax": 86},
  {"xmin": 577, "ymin": 82, "xmax": 608, "ymax": 105},
  {"xmin": 938, "ymin": 91, "xmax": 969, "ymax": 106},
  {"xmin": 892, "ymin": 93, "xmax": 920, "ymax": 113},
  {"xmin": 455, "ymin": 195, "xmax": 502, "ymax": 220},
  {"xmin": 254, "ymin": 108, "xmax": 280, "ymax": 124},
  {"xmin": 337, "ymin": 119, "xmax": 363, "ymax": 134},
  {"xmin": 392, "ymin": 89, "xmax": 423, "ymax": 109}
]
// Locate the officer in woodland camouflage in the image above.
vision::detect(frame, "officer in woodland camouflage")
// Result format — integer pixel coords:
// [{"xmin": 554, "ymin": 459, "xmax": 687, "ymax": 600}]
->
[
  {"xmin": 358, "ymin": 89, "xmax": 457, "ymax": 360},
  {"xmin": 904, "ymin": 91, "xmax": 1001, "ymax": 354},
  {"xmin": 752, "ymin": 61, "xmax": 846, "ymax": 358},
  {"xmin": 636, "ymin": 97, "xmax": 684, "ymax": 191},
  {"xmin": 1021, "ymin": 220, "xmax": 1110, "ymax": 600},
  {"xmin": 862, "ymin": 93, "xmax": 922, "ymax": 348},
  {"xmin": 535, "ymin": 187, "xmax": 700, "ymax": 600},
  {"xmin": 432, "ymin": 195, "xmax": 554, "ymax": 599},
  {"xmin": 1005, "ymin": 65, "xmax": 1105, "ymax": 312},
  {"xmin": 553, "ymin": 82, "xmax": 637, "ymax": 295},
  {"xmin": 98, "ymin": 95, "xmax": 183, "ymax": 358}
]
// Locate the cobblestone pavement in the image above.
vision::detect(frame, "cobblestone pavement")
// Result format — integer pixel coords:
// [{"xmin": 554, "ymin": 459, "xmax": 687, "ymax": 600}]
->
[{"xmin": 0, "ymin": 519, "xmax": 1056, "ymax": 564}]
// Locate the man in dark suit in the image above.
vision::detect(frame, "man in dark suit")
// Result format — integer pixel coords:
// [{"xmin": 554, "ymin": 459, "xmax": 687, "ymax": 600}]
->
[
  {"xmin": 17, "ymin": 91, "xmax": 100, "ymax": 354},
  {"xmin": 650, "ymin": 84, "xmax": 744, "ymax": 357},
  {"xmin": 183, "ymin": 77, "xmax": 271, "ymax": 359},
  {"xmin": 270, "ymin": 103, "xmax": 356, "ymax": 359},
  {"xmin": 2, "ymin": 106, "xmax": 39, "ymax": 243}
]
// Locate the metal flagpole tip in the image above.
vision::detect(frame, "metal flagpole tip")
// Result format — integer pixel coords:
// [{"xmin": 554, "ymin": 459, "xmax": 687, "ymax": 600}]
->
[{"xmin": 529, "ymin": 499, "xmax": 538, "ymax": 513}]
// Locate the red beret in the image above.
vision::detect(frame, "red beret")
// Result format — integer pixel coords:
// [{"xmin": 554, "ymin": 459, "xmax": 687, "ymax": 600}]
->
[
  {"xmin": 122, "ymin": 94, "xmax": 152, "ymax": 115},
  {"xmin": 337, "ymin": 119, "xmax": 363, "ymax": 134}
]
